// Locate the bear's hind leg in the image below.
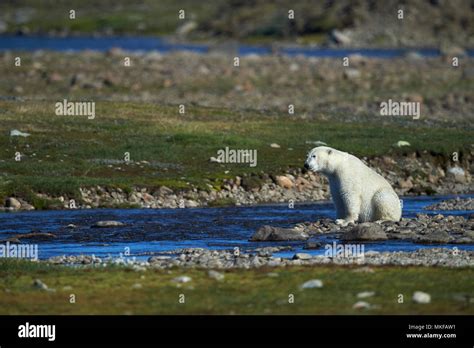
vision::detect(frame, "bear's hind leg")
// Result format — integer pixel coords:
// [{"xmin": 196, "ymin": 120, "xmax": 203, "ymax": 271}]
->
[{"xmin": 372, "ymin": 188, "xmax": 401, "ymax": 222}]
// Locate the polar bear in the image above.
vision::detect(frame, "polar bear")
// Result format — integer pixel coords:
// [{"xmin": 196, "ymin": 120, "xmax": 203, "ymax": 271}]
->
[{"xmin": 304, "ymin": 146, "xmax": 401, "ymax": 225}]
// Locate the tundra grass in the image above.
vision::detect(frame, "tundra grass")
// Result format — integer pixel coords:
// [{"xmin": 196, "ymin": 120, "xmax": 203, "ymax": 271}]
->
[
  {"xmin": 0, "ymin": 99, "xmax": 472, "ymax": 202},
  {"xmin": 0, "ymin": 259, "xmax": 472, "ymax": 315}
]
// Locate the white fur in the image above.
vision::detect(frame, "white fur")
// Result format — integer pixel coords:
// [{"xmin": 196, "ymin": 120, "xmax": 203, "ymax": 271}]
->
[{"xmin": 304, "ymin": 146, "xmax": 401, "ymax": 225}]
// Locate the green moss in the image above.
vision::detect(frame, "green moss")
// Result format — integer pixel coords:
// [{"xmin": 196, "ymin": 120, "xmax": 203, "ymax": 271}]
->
[
  {"xmin": 241, "ymin": 176, "xmax": 264, "ymax": 191},
  {"xmin": 0, "ymin": 259, "xmax": 473, "ymax": 315},
  {"xmin": 0, "ymin": 99, "xmax": 471, "ymax": 202},
  {"xmin": 207, "ymin": 197, "xmax": 236, "ymax": 207}
]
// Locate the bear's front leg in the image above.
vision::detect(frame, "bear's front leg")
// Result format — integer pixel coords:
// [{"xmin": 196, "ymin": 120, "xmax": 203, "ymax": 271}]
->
[{"xmin": 335, "ymin": 194, "xmax": 361, "ymax": 226}]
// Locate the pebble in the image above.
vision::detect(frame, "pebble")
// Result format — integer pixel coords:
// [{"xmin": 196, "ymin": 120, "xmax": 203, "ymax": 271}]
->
[
  {"xmin": 357, "ymin": 291, "xmax": 375, "ymax": 298},
  {"xmin": 173, "ymin": 276, "xmax": 192, "ymax": 283},
  {"xmin": 46, "ymin": 247, "xmax": 473, "ymax": 269},
  {"xmin": 352, "ymin": 301, "xmax": 371, "ymax": 309}
]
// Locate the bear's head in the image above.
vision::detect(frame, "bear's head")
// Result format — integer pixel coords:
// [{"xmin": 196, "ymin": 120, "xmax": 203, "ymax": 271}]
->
[{"xmin": 304, "ymin": 146, "xmax": 342, "ymax": 175}]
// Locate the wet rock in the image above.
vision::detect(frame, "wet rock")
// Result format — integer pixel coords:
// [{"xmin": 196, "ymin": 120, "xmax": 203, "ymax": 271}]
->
[
  {"xmin": 412, "ymin": 291, "xmax": 431, "ymax": 304},
  {"xmin": 92, "ymin": 220, "xmax": 125, "ymax": 228},
  {"xmin": 250, "ymin": 225, "xmax": 309, "ymax": 241},
  {"xmin": 255, "ymin": 246, "xmax": 292, "ymax": 256},
  {"xmin": 418, "ymin": 230, "xmax": 451, "ymax": 244},
  {"xmin": 341, "ymin": 223, "xmax": 388, "ymax": 241},
  {"xmin": 425, "ymin": 197, "xmax": 474, "ymax": 211},
  {"xmin": 14, "ymin": 232, "xmax": 56, "ymax": 240},
  {"xmin": 303, "ymin": 241, "xmax": 323, "ymax": 250},
  {"xmin": 300, "ymin": 279, "xmax": 323, "ymax": 289},
  {"xmin": 292, "ymin": 253, "xmax": 312, "ymax": 260}
]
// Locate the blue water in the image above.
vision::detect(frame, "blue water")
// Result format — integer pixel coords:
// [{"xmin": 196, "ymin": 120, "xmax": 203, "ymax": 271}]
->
[
  {"xmin": 1, "ymin": 35, "xmax": 473, "ymax": 58},
  {"xmin": 0, "ymin": 195, "xmax": 472, "ymax": 260}
]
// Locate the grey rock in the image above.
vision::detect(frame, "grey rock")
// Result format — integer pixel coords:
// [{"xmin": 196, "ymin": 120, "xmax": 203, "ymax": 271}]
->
[
  {"xmin": 342, "ymin": 223, "xmax": 388, "ymax": 241},
  {"xmin": 418, "ymin": 230, "xmax": 451, "ymax": 244},
  {"xmin": 92, "ymin": 220, "xmax": 125, "ymax": 228},
  {"xmin": 250, "ymin": 225, "xmax": 309, "ymax": 241},
  {"xmin": 303, "ymin": 241, "xmax": 323, "ymax": 250},
  {"xmin": 292, "ymin": 253, "xmax": 312, "ymax": 260}
]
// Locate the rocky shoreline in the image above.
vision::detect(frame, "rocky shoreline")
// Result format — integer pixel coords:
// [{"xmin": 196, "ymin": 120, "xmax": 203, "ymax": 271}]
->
[
  {"xmin": 253, "ymin": 214, "xmax": 474, "ymax": 245},
  {"xmin": 45, "ymin": 247, "xmax": 473, "ymax": 269},
  {"xmin": 16, "ymin": 214, "xmax": 474, "ymax": 269},
  {"xmin": 425, "ymin": 197, "xmax": 474, "ymax": 211},
  {"xmin": 1, "ymin": 152, "xmax": 472, "ymax": 212}
]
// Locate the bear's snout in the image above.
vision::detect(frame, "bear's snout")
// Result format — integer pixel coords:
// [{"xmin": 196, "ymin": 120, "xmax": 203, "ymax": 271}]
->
[{"xmin": 304, "ymin": 162, "xmax": 310, "ymax": 170}]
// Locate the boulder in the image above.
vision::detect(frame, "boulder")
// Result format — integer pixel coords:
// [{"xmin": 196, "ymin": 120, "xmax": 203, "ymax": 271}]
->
[
  {"xmin": 250, "ymin": 225, "xmax": 309, "ymax": 241},
  {"xmin": 341, "ymin": 223, "xmax": 388, "ymax": 241},
  {"xmin": 275, "ymin": 175, "xmax": 293, "ymax": 189},
  {"xmin": 418, "ymin": 230, "xmax": 451, "ymax": 244},
  {"xmin": 5, "ymin": 197, "xmax": 21, "ymax": 210}
]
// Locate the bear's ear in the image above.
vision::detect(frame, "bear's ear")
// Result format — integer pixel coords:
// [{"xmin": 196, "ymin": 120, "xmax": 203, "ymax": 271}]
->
[{"xmin": 327, "ymin": 149, "xmax": 332, "ymax": 155}]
